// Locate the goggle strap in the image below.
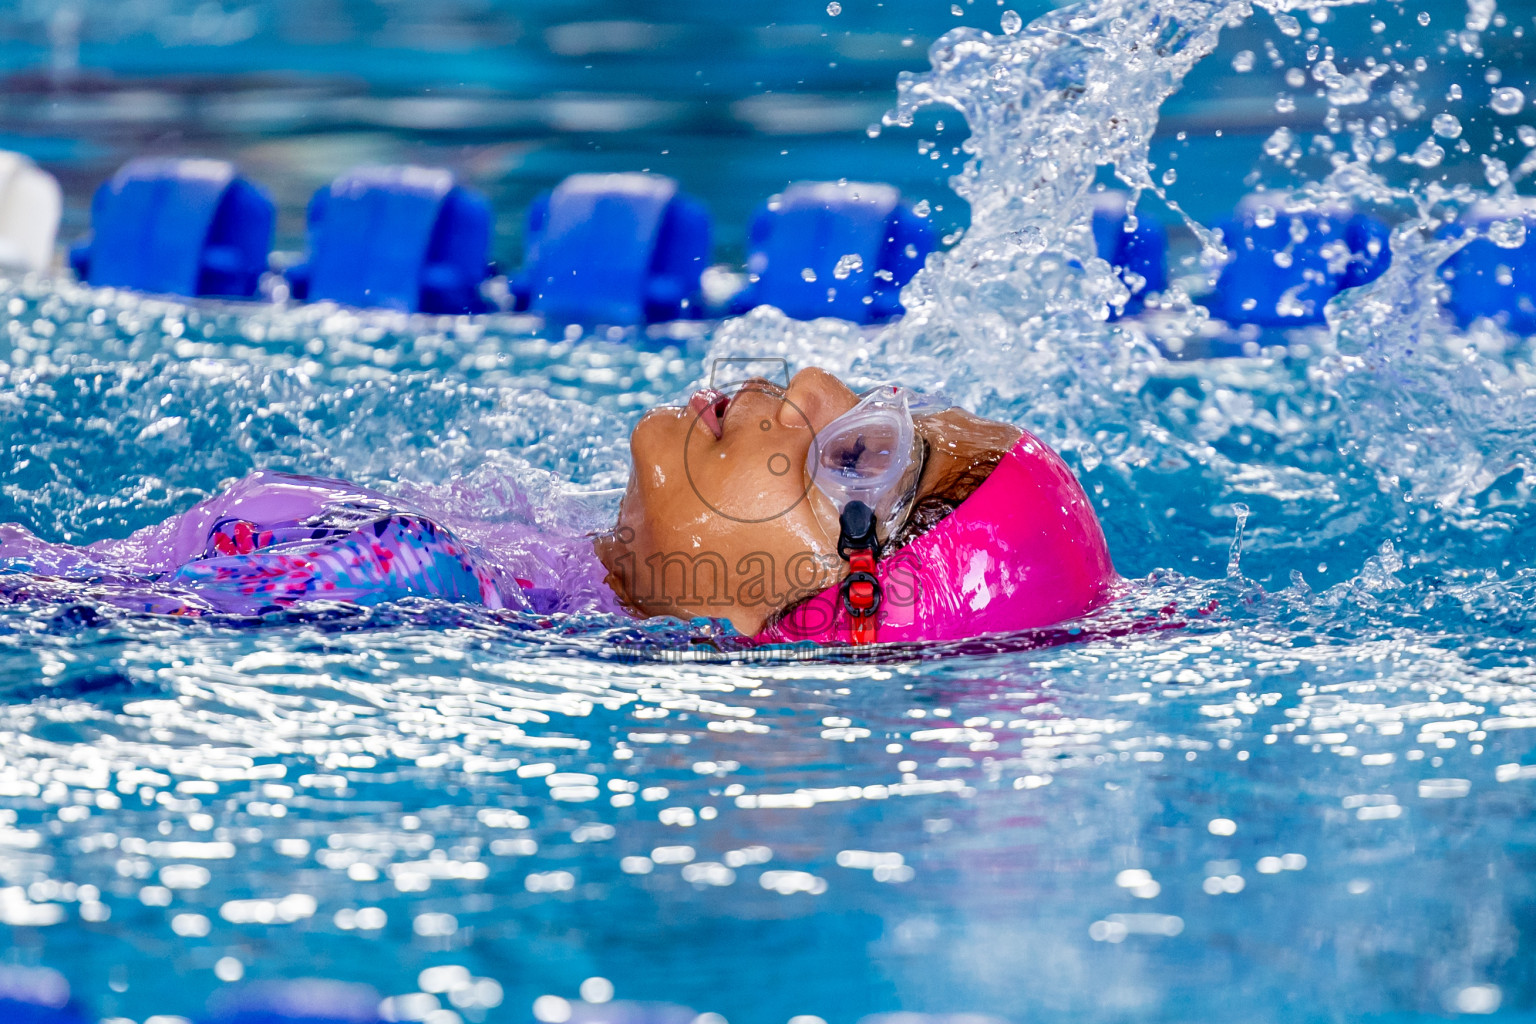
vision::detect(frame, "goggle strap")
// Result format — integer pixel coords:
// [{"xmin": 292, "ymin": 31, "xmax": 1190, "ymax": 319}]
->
[{"xmin": 837, "ymin": 501, "xmax": 882, "ymax": 646}]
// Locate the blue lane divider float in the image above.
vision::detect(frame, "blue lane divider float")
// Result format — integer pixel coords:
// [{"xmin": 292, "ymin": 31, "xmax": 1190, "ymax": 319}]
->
[
  {"xmin": 203, "ymin": 979, "xmax": 382, "ymax": 1024},
  {"xmin": 70, "ymin": 157, "xmax": 274, "ymax": 299},
  {"xmin": 731, "ymin": 179, "xmax": 933, "ymax": 323},
  {"xmin": 287, "ymin": 165, "xmax": 494, "ymax": 315},
  {"xmin": 59, "ymin": 158, "xmax": 1199, "ymax": 335},
  {"xmin": 0, "ymin": 967, "xmax": 91, "ymax": 1024},
  {"xmin": 1208, "ymin": 193, "xmax": 1390, "ymax": 327},
  {"xmin": 511, "ymin": 172, "xmax": 711, "ymax": 325},
  {"xmin": 0, "ymin": 150, "xmax": 63, "ymax": 273},
  {"xmin": 1439, "ymin": 198, "xmax": 1536, "ymax": 334},
  {"xmin": 1092, "ymin": 190, "xmax": 1168, "ymax": 315}
]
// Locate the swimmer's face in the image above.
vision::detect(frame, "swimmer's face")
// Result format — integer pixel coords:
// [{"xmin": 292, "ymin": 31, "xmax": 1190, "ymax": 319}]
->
[{"xmin": 596, "ymin": 367, "xmax": 860, "ymax": 634}]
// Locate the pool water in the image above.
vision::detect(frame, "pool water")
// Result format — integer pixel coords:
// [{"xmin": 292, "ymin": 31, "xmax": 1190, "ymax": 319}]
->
[{"xmin": 4, "ymin": 0, "xmax": 1536, "ymax": 1021}]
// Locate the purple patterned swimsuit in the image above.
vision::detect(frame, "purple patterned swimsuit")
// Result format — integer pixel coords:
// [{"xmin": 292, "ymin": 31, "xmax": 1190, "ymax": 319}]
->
[
  {"xmin": 0, "ymin": 472, "xmax": 568, "ymax": 617},
  {"xmin": 168, "ymin": 509, "xmax": 507, "ymax": 615}
]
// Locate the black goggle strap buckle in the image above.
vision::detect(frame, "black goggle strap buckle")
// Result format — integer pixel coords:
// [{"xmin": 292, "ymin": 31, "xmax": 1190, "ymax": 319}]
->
[{"xmin": 837, "ymin": 501, "xmax": 881, "ymax": 646}]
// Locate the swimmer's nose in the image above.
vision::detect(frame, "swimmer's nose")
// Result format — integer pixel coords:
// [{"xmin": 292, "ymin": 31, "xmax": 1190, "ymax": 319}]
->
[{"xmin": 688, "ymin": 389, "xmax": 730, "ymax": 440}]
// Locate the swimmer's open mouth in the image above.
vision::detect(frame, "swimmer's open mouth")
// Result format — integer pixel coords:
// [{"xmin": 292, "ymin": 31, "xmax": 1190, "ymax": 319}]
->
[{"xmin": 689, "ymin": 389, "xmax": 731, "ymax": 440}]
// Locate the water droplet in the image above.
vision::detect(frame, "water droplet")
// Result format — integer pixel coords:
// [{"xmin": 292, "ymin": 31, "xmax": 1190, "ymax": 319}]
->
[
  {"xmin": 533, "ymin": 995, "xmax": 572, "ymax": 1024},
  {"xmin": 1275, "ymin": 95, "xmax": 1296, "ymax": 114},
  {"xmin": 1467, "ymin": 0, "xmax": 1495, "ymax": 32},
  {"xmin": 1491, "ymin": 87, "xmax": 1525, "ymax": 116},
  {"xmin": 1274, "ymin": 13, "xmax": 1301, "ymax": 36},
  {"xmin": 1487, "ymin": 218, "xmax": 1526, "ymax": 250},
  {"xmin": 579, "ymin": 977, "xmax": 614, "ymax": 1004},
  {"xmin": 800, "ymin": 267, "xmax": 818, "ymax": 283},
  {"xmin": 1409, "ymin": 138, "xmax": 1445, "ymax": 168},
  {"xmin": 1519, "ymin": 125, "xmax": 1536, "ymax": 147},
  {"xmin": 1231, "ymin": 50, "xmax": 1254, "ymax": 73},
  {"xmin": 1161, "ymin": 168, "xmax": 1177, "ymax": 186},
  {"xmin": 1285, "ymin": 67, "xmax": 1306, "ymax": 88},
  {"xmin": 951, "ymin": 3, "xmax": 964, "ymax": 15},
  {"xmin": 1262, "ymin": 128, "xmax": 1293, "ymax": 158},
  {"xmin": 1000, "ymin": 9, "xmax": 1022, "ymax": 33},
  {"xmin": 1484, "ymin": 156, "xmax": 1510, "ymax": 189},
  {"xmin": 1432, "ymin": 113, "xmax": 1462, "ymax": 139},
  {"xmin": 826, "ymin": 1, "xmax": 842, "ymax": 14},
  {"xmin": 1328, "ymin": 71, "xmax": 1373, "ymax": 107},
  {"xmin": 1449, "ymin": 986, "xmax": 1502, "ymax": 1015},
  {"xmin": 833, "ymin": 254, "xmax": 864, "ymax": 280},
  {"xmin": 866, "ymin": 123, "xmax": 882, "ymax": 139},
  {"xmin": 1417, "ymin": 10, "xmax": 1431, "ymax": 25},
  {"xmin": 912, "ymin": 199, "xmax": 931, "ymax": 217}
]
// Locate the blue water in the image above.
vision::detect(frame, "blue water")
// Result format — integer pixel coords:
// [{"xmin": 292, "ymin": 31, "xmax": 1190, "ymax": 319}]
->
[{"xmin": 5, "ymin": 0, "xmax": 1536, "ymax": 1022}]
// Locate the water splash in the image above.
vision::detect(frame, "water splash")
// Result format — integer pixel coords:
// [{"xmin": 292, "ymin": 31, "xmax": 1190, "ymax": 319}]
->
[
  {"xmin": 713, "ymin": 0, "xmax": 1536, "ymax": 596},
  {"xmin": 711, "ymin": 0, "xmax": 1236, "ymax": 429},
  {"xmin": 1226, "ymin": 501, "xmax": 1250, "ymax": 578}
]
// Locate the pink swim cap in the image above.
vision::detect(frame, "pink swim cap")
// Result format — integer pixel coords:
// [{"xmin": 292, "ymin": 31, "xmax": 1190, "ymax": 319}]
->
[{"xmin": 752, "ymin": 430, "xmax": 1118, "ymax": 646}]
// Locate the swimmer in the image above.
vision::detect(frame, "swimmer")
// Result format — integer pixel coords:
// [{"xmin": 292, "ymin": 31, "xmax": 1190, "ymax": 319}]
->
[
  {"xmin": 0, "ymin": 368, "xmax": 1117, "ymax": 644},
  {"xmin": 596, "ymin": 367, "xmax": 1118, "ymax": 644}
]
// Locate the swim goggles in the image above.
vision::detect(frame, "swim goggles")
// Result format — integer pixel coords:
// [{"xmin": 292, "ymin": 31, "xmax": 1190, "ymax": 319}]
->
[{"xmin": 809, "ymin": 384, "xmax": 930, "ymax": 548}]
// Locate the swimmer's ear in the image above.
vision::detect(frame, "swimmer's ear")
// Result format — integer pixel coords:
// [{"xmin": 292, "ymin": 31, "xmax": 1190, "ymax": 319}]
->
[{"xmin": 779, "ymin": 367, "xmax": 857, "ymax": 433}]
